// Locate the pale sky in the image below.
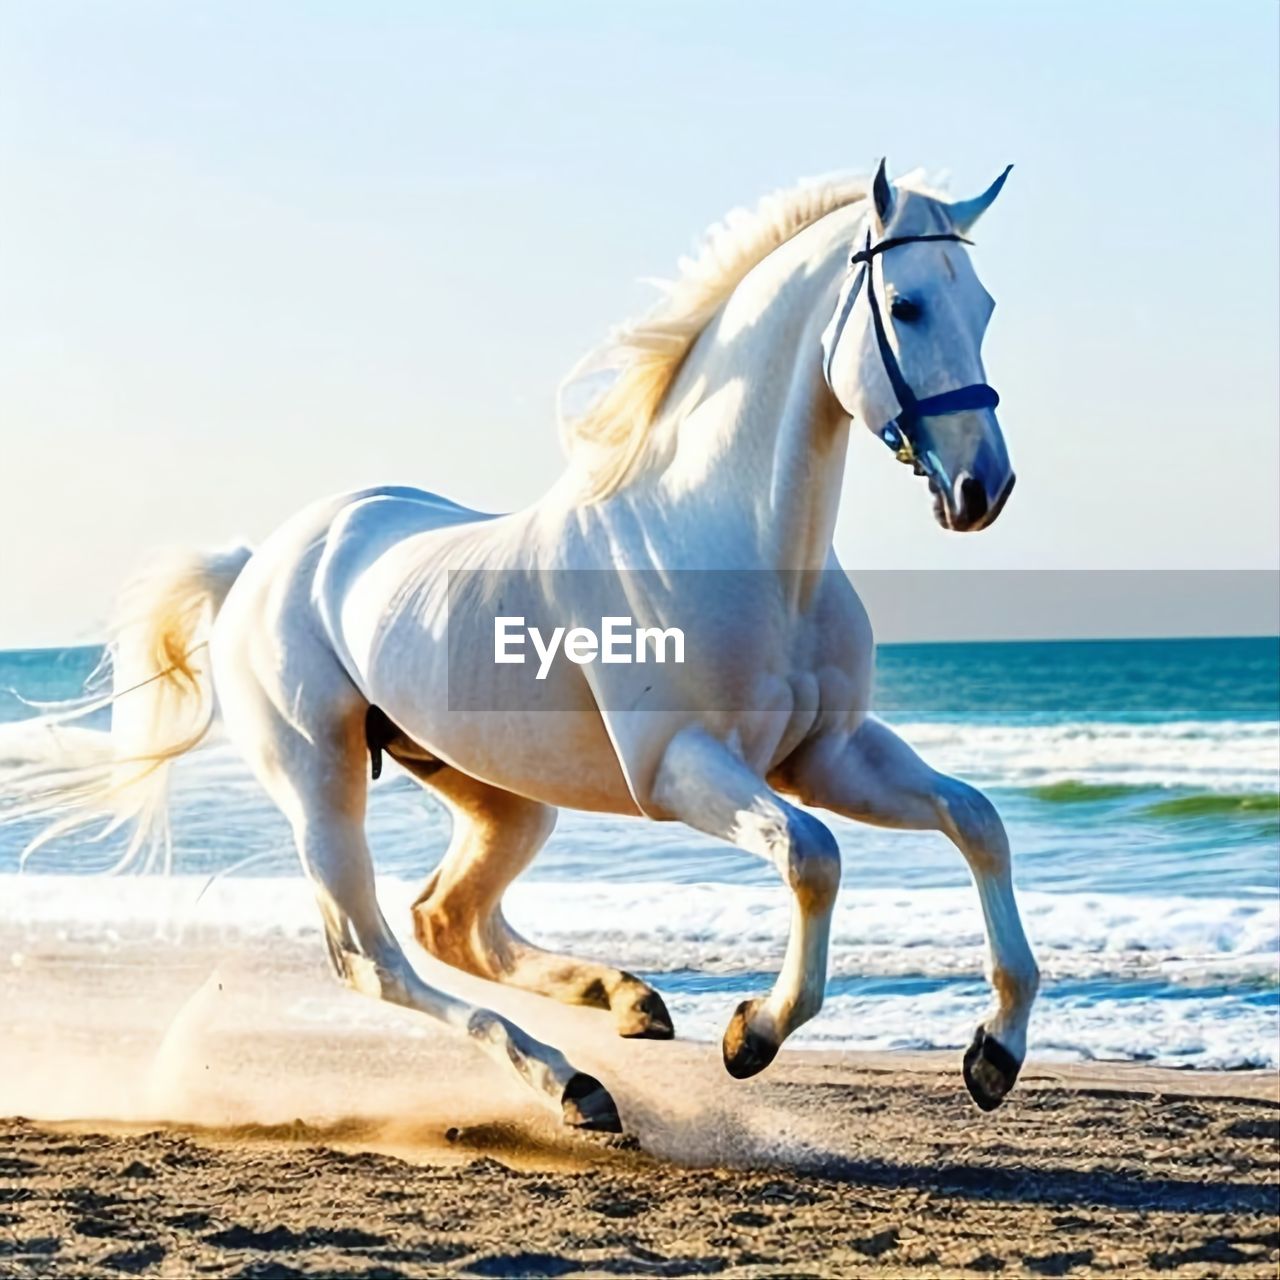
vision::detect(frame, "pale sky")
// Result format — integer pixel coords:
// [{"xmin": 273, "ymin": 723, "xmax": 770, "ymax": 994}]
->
[{"xmin": 1, "ymin": 1, "xmax": 1277, "ymax": 647}]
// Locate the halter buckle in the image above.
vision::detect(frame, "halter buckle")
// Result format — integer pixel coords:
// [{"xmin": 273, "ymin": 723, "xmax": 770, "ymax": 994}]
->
[{"xmin": 881, "ymin": 421, "xmax": 916, "ymax": 465}]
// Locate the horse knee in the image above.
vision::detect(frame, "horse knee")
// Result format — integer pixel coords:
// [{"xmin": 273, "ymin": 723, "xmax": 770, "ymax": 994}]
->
[
  {"xmin": 786, "ymin": 809, "xmax": 841, "ymax": 912},
  {"xmin": 937, "ymin": 779, "xmax": 1008, "ymax": 875}
]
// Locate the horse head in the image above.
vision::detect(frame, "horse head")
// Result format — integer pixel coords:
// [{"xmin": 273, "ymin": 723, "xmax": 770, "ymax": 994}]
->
[{"xmin": 822, "ymin": 160, "xmax": 1015, "ymax": 531}]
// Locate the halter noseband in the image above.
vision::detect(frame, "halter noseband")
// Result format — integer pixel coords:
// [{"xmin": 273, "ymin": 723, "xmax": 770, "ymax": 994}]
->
[{"xmin": 825, "ymin": 229, "xmax": 1000, "ymax": 475}]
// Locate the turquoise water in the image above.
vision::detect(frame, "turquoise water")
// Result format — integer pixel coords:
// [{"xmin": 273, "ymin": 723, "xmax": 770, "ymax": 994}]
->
[{"xmin": 1, "ymin": 636, "xmax": 1277, "ymax": 1068}]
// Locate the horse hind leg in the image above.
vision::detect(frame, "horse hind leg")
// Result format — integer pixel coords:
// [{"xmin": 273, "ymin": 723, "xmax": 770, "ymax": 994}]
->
[
  {"xmin": 213, "ymin": 651, "xmax": 621, "ymax": 1132},
  {"xmin": 402, "ymin": 763, "xmax": 674, "ymax": 1041}
]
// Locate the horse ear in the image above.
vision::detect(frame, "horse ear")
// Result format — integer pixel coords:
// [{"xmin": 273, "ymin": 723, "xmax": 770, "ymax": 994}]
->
[
  {"xmin": 947, "ymin": 164, "xmax": 1013, "ymax": 233},
  {"xmin": 871, "ymin": 158, "xmax": 895, "ymax": 228}
]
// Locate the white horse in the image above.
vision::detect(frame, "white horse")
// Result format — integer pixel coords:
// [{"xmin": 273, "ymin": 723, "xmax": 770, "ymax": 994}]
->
[{"xmin": 9, "ymin": 161, "xmax": 1039, "ymax": 1132}]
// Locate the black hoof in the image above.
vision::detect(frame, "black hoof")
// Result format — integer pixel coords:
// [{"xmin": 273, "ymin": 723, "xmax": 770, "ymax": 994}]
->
[
  {"xmin": 561, "ymin": 1072, "xmax": 623, "ymax": 1133},
  {"xmin": 722, "ymin": 999, "xmax": 779, "ymax": 1080},
  {"xmin": 619, "ymin": 986, "xmax": 675, "ymax": 1041},
  {"xmin": 962, "ymin": 1025, "xmax": 1021, "ymax": 1112}
]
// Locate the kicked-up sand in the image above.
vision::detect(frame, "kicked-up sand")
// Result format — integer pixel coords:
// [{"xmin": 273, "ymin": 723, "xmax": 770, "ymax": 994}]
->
[{"xmin": 0, "ymin": 913, "xmax": 1276, "ymax": 1277}]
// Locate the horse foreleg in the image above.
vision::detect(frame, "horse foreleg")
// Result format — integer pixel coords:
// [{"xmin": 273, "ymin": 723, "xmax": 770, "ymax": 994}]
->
[
  {"xmin": 404, "ymin": 765, "xmax": 673, "ymax": 1039},
  {"xmin": 651, "ymin": 727, "xmax": 841, "ymax": 1078},
  {"xmin": 781, "ymin": 717, "xmax": 1040, "ymax": 1111}
]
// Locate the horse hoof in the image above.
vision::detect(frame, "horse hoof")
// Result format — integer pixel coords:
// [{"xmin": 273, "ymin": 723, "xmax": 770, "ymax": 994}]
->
[
  {"xmin": 561, "ymin": 1072, "xmax": 623, "ymax": 1133},
  {"xmin": 962, "ymin": 1024, "xmax": 1021, "ymax": 1112},
  {"xmin": 722, "ymin": 998, "xmax": 779, "ymax": 1079},
  {"xmin": 619, "ymin": 985, "xmax": 675, "ymax": 1041}
]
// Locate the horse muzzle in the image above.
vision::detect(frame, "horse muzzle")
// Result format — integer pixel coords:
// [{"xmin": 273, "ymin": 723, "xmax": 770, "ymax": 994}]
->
[{"xmin": 933, "ymin": 469, "xmax": 1016, "ymax": 532}]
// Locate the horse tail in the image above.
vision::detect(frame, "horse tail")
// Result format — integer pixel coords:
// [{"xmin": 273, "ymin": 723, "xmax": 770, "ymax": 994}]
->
[{"xmin": 2, "ymin": 545, "xmax": 253, "ymax": 873}]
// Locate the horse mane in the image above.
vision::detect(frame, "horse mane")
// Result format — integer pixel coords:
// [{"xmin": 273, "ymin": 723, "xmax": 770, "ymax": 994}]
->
[{"xmin": 559, "ymin": 174, "xmax": 871, "ymax": 498}]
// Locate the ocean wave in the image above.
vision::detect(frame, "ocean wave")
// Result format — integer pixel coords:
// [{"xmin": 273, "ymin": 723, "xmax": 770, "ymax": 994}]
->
[
  {"xmin": 1030, "ymin": 780, "xmax": 1150, "ymax": 803},
  {"xmin": 895, "ymin": 719, "xmax": 1279, "ymax": 793},
  {"xmin": 1029, "ymin": 780, "xmax": 1279, "ymax": 825},
  {"xmin": 666, "ymin": 985, "xmax": 1278, "ymax": 1071},
  {"xmin": 2, "ymin": 874, "xmax": 1274, "ymax": 1071},
  {"xmin": 2, "ymin": 874, "xmax": 1273, "ymax": 977},
  {"xmin": 1142, "ymin": 792, "xmax": 1280, "ymax": 820}
]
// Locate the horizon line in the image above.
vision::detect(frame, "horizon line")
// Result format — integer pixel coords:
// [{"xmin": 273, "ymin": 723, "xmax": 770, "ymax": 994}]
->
[{"xmin": 2, "ymin": 632, "xmax": 1277, "ymax": 659}]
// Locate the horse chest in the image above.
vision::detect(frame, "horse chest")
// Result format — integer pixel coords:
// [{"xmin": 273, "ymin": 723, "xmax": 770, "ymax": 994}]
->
[{"xmin": 729, "ymin": 664, "xmax": 866, "ymax": 776}]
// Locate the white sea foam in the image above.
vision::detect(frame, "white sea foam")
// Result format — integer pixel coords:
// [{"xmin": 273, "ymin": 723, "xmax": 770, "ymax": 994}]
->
[
  {"xmin": 3, "ymin": 876, "xmax": 1274, "ymax": 970},
  {"xmin": 2, "ymin": 874, "xmax": 1274, "ymax": 1069},
  {"xmin": 894, "ymin": 719, "xmax": 1280, "ymax": 793},
  {"xmin": 666, "ymin": 986, "xmax": 1280, "ymax": 1071}
]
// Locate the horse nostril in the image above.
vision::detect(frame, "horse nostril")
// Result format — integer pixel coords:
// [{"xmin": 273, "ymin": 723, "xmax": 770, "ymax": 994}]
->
[
  {"xmin": 958, "ymin": 475, "xmax": 988, "ymax": 525},
  {"xmin": 987, "ymin": 472, "xmax": 1016, "ymax": 524}
]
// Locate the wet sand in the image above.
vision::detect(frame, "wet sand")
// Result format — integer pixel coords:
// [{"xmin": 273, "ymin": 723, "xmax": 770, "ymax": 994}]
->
[{"xmin": 0, "ymin": 925, "xmax": 1276, "ymax": 1276}]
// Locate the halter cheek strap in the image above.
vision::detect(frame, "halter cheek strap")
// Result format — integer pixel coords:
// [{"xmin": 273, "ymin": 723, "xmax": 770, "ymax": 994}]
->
[{"xmin": 825, "ymin": 229, "xmax": 1000, "ymax": 471}]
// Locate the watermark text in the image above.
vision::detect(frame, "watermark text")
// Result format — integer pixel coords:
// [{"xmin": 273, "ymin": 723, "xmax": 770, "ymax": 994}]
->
[{"xmin": 494, "ymin": 616, "xmax": 685, "ymax": 680}]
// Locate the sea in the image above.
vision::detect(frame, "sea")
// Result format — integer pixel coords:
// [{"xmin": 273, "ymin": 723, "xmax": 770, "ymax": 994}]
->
[{"xmin": 1, "ymin": 635, "xmax": 1277, "ymax": 1071}]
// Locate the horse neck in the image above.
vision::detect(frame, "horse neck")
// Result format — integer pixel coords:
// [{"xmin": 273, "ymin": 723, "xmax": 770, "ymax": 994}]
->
[{"xmin": 639, "ymin": 210, "xmax": 861, "ymax": 573}]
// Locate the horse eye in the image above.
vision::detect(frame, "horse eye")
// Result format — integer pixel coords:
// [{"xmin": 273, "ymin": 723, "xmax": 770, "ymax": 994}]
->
[{"xmin": 890, "ymin": 296, "xmax": 922, "ymax": 323}]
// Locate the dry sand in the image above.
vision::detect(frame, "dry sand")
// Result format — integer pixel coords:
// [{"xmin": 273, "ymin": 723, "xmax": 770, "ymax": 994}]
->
[
  {"xmin": 2, "ymin": 1056, "xmax": 1277, "ymax": 1278},
  {"xmin": 0, "ymin": 920, "xmax": 1276, "ymax": 1276}
]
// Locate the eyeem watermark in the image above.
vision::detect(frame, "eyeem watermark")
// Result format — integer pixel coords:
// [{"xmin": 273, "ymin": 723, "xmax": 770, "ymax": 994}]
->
[
  {"xmin": 494, "ymin": 616, "xmax": 685, "ymax": 680},
  {"xmin": 448, "ymin": 568, "xmax": 1280, "ymax": 712}
]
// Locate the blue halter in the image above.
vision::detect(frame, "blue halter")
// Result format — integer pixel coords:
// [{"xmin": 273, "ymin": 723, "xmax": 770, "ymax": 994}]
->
[{"xmin": 825, "ymin": 229, "xmax": 1000, "ymax": 470}]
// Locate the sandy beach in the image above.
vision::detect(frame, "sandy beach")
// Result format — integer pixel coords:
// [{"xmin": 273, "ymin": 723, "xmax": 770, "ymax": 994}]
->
[
  {"xmin": 1, "ymin": 1055, "xmax": 1277, "ymax": 1278},
  {"xmin": 0, "ymin": 925, "xmax": 1276, "ymax": 1278}
]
